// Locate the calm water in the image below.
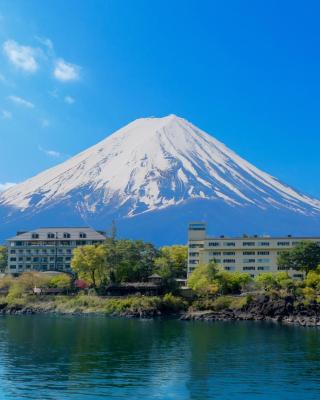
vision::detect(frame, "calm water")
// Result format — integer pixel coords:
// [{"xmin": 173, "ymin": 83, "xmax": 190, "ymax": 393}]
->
[{"xmin": 0, "ymin": 316, "xmax": 319, "ymax": 399}]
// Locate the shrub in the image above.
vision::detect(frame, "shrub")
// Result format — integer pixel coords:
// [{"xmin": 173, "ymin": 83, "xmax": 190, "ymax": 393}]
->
[{"xmin": 162, "ymin": 293, "xmax": 187, "ymax": 312}]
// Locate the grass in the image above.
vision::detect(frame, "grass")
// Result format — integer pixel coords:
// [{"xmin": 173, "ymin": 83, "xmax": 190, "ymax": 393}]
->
[{"xmin": 0, "ymin": 292, "xmax": 187, "ymax": 316}]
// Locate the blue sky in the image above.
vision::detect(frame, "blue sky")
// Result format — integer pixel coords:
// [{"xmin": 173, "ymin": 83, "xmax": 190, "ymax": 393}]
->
[{"xmin": 0, "ymin": 0, "xmax": 320, "ymax": 197}]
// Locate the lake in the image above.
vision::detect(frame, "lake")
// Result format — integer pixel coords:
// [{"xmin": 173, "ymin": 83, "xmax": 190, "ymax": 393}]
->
[{"xmin": 0, "ymin": 316, "xmax": 319, "ymax": 399}]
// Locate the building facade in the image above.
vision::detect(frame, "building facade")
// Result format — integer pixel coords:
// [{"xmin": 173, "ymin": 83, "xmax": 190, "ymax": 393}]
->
[
  {"xmin": 7, "ymin": 227, "xmax": 106, "ymax": 274},
  {"xmin": 187, "ymin": 223, "xmax": 320, "ymax": 278}
]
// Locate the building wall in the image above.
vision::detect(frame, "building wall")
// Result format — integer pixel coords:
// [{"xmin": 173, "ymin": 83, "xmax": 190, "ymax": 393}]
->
[
  {"xmin": 187, "ymin": 223, "xmax": 320, "ymax": 278},
  {"xmin": 7, "ymin": 227, "xmax": 106, "ymax": 274}
]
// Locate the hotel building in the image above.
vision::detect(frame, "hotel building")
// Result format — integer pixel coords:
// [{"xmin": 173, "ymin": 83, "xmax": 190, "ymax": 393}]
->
[
  {"xmin": 188, "ymin": 223, "xmax": 320, "ymax": 278},
  {"xmin": 7, "ymin": 227, "xmax": 106, "ymax": 274}
]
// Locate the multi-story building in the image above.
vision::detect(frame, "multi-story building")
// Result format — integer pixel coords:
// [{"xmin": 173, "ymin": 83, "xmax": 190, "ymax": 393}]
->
[
  {"xmin": 187, "ymin": 223, "xmax": 320, "ymax": 278},
  {"xmin": 7, "ymin": 227, "xmax": 106, "ymax": 274}
]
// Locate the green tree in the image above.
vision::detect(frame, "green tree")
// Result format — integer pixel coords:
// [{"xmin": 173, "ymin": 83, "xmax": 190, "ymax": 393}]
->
[
  {"xmin": 215, "ymin": 270, "xmax": 252, "ymax": 294},
  {"xmin": 71, "ymin": 245, "xmax": 109, "ymax": 289},
  {"xmin": 278, "ymin": 241, "xmax": 320, "ymax": 273},
  {"xmin": 49, "ymin": 273, "xmax": 72, "ymax": 289},
  {"xmin": 110, "ymin": 240, "xmax": 159, "ymax": 282},
  {"xmin": 187, "ymin": 262, "xmax": 220, "ymax": 297},
  {"xmin": 255, "ymin": 272, "xmax": 293, "ymax": 292},
  {"xmin": 0, "ymin": 246, "xmax": 7, "ymax": 272},
  {"xmin": 155, "ymin": 245, "xmax": 187, "ymax": 279}
]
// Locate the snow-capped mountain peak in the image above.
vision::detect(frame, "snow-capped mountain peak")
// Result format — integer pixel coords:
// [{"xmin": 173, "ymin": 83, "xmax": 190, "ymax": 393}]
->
[{"xmin": 1, "ymin": 114, "xmax": 320, "ymax": 231}]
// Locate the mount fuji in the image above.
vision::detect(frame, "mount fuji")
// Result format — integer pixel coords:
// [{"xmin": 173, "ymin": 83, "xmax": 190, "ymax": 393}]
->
[{"xmin": 1, "ymin": 114, "xmax": 320, "ymax": 244}]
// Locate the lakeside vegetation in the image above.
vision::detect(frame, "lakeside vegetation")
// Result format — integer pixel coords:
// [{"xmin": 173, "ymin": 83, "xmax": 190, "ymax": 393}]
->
[{"xmin": 0, "ymin": 237, "xmax": 320, "ymax": 324}]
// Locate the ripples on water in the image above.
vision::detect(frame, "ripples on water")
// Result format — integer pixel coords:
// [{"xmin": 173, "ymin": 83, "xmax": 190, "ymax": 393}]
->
[{"xmin": 0, "ymin": 316, "xmax": 319, "ymax": 399}]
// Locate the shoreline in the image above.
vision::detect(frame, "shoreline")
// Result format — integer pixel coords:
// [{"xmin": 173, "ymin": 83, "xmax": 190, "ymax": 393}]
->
[{"xmin": 1, "ymin": 294, "xmax": 320, "ymax": 327}]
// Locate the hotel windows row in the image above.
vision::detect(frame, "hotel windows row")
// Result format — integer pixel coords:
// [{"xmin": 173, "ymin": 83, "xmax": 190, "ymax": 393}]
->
[
  {"xmin": 30, "ymin": 232, "xmax": 87, "ymax": 239},
  {"xmin": 210, "ymin": 251, "xmax": 270, "ymax": 256}
]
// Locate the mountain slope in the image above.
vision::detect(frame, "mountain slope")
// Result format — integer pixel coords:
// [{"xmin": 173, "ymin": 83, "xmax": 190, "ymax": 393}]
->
[{"xmin": 1, "ymin": 114, "xmax": 320, "ymax": 244}]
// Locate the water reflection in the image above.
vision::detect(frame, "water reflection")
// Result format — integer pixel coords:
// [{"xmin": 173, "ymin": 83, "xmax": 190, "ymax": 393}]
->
[{"xmin": 0, "ymin": 317, "xmax": 319, "ymax": 399}]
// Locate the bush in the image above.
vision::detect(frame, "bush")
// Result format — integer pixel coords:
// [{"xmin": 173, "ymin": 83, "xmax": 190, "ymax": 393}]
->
[
  {"xmin": 161, "ymin": 293, "xmax": 187, "ymax": 312},
  {"xmin": 6, "ymin": 284, "xmax": 25, "ymax": 305},
  {"xmin": 212, "ymin": 296, "xmax": 232, "ymax": 310}
]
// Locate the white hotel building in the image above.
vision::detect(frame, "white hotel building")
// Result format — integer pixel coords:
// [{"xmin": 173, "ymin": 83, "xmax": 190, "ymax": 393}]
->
[
  {"xmin": 7, "ymin": 227, "xmax": 106, "ymax": 274},
  {"xmin": 187, "ymin": 223, "xmax": 320, "ymax": 278}
]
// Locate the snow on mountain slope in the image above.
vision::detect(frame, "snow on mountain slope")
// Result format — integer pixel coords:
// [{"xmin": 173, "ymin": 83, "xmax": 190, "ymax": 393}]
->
[{"xmin": 1, "ymin": 114, "xmax": 320, "ymax": 221}]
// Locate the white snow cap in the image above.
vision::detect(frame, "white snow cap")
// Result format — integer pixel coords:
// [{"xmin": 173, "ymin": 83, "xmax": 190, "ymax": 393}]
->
[{"xmin": 1, "ymin": 114, "xmax": 319, "ymax": 217}]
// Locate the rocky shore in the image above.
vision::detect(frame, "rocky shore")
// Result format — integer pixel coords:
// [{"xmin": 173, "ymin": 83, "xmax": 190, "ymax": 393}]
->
[
  {"xmin": 181, "ymin": 295, "xmax": 320, "ymax": 327},
  {"xmin": 1, "ymin": 295, "xmax": 320, "ymax": 327}
]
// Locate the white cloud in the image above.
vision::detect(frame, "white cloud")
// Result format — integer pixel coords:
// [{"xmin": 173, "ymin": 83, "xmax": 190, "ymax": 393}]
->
[
  {"xmin": 64, "ymin": 95, "xmax": 75, "ymax": 104},
  {"xmin": 8, "ymin": 95, "xmax": 34, "ymax": 108},
  {"xmin": 3, "ymin": 40, "xmax": 38, "ymax": 73},
  {"xmin": 38, "ymin": 145, "xmax": 61, "ymax": 158},
  {"xmin": 1, "ymin": 110, "xmax": 12, "ymax": 119},
  {"xmin": 53, "ymin": 59, "xmax": 80, "ymax": 82},
  {"xmin": 0, "ymin": 182, "xmax": 16, "ymax": 191}
]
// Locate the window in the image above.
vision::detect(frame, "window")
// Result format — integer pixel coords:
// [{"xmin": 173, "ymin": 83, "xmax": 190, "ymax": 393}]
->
[
  {"xmin": 257, "ymin": 258, "xmax": 270, "ymax": 263},
  {"xmin": 31, "ymin": 233, "xmax": 39, "ymax": 239},
  {"xmin": 243, "ymin": 251, "xmax": 255, "ymax": 255},
  {"xmin": 277, "ymin": 242, "xmax": 290, "ymax": 246},
  {"xmin": 224, "ymin": 266, "xmax": 234, "ymax": 271},
  {"xmin": 189, "ymin": 260, "xmax": 199, "ymax": 265},
  {"xmin": 189, "ymin": 252, "xmax": 199, "ymax": 257},
  {"xmin": 257, "ymin": 251, "xmax": 269, "ymax": 255},
  {"xmin": 291, "ymin": 241, "xmax": 300, "ymax": 246},
  {"xmin": 226, "ymin": 242, "xmax": 235, "ymax": 247},
  {"xmin": 18, "ymin": 265, "xmax": 23, "ymax": 269},
  {"xmin": 26, "ymin": 257, "xmax": 31, "ymax": 261},
  {"xmin": 223, "ymin": 259, "xmax": 235, "ymax": 263},
  {"xmin": 243, "ymin": 266, "xmax": 255, "ymax": 271},
  {"xmin": 63, "ymin": 232, "xmax": 71, "ymax": 238},
  {"xmin": 243, "ymin": 242, "xmax": 255, "ymax": 246},
  {"xmin": 10, "ymin": 250, "xmax": 16, "ymax": 254},
  {"xmin": 26, "ymin": 264, "xmax": 31, "ymax": 269},
  {"xmin": 190, "ymin": 244, "xmax": 204, "ymax": 248},
  {"xmin": 257, "ymin": 266, "xmax": 265, "ymax": 271},
  {"xmin": 208, "ymin": 242, "xmax": 220, "ymax": 247},
  {"xmin": 211, "ymin": 258, "xmax": 221, "ymax": 263},
  {"xmin": 257, "ymin": 242, "xmax": 270, "ymax": 246},
  {"xmin": 79, "ymin": 232, "xmax": 87, "ymax": 238},
  {"xmin": 278, "ymin": 266, "xmax": 290, "ymax": 270},
  {"xmin": 10, "ymin": 265, "xmax": 17, "ymax": 269},
  {"xmin": 10, "ymin": 257, "xmax": 16, "ymax": 261},
  {"xmin": 293, "ymin": 274, "xmax": 304, "ymax": 279},
  {"xmin": 18, "ymin": 257, "xmax": 23, "ymax": 261},
  {"xmin": 243, "ymin": 259, "xmax": 255, "ymax": 263},
  {"xmin": 211, "ymin": 251, "xmax": 221, "ymax": 256},
  {"xmin": 47, "ymin": 233, "xmax": 55, "ymax": 239},
  {"xmin": 223, "ymin": 251, "xmax": 235, "ymax": 255},
  {"xmin": 33, "ymin": 257, "xmax": 39, "ymax": 262}
]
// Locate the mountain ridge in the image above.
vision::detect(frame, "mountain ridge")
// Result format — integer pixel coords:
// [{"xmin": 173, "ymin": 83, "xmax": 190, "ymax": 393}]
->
[{"xmin": 0, "ymin": 115, "xmax": 320, "ymax": 244}]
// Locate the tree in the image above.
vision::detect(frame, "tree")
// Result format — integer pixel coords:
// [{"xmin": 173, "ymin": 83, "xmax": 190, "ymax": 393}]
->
[
  {"xmin": 215, "ymin": 270, "xmax": 252, "ymax": 295},
  {"xmin": 187, "ymin": 262, "xmax": 220, "ymax": 297},
  {"xmin": 0, "ymin": 246, "xmax": 7, "ymax": 272},
  {"xmin": 49, "ymin": 274, "xmax": 72, "ymax": 289},
  {"xmin": 71, "ymin": 245, "xmax": 109, "ymax": 289},
  {"xmin": 255, "ymin": 272, "xmax": 292, "ymax": 292},
  {"xmin": 155, "ymin": 245, "xmax": 187, "ymax": 279},
  {"xmin": 110, "ymin": 240, "xmax": 159, "ymax": 282},
  {"xmin": 278, "ymin": 241, "xmax": 320, "ymax": 273}
]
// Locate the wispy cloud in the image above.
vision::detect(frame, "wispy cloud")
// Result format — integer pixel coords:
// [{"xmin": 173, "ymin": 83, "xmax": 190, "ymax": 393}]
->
[
  {"xmin": 3, "ymin": 40, "xmax": 39, "ymax": 73},
  {"xmin": 8, "ymin": 95, "xmax": 34, "ymax": 108},
  {"xmin": 35, "ymin": 36, "xmax": 53, "ymax": 52},
  {"xmin": 0, "ymin": 182, "xmax": 16, "ymax": 191},
  {"xmin": 54, "ymin": 59, "xmax": 80, "ymax": 82},
  {"xmin": 38, "ymin": 145, "xmax": 61, "ymax": 158},
  {"xmin": 1, "ymin": 109, "xmax": 12, "ymax": 119},
  {"xmin": 64, "ymin": 95, "xmax": 75, "ymax": 104}
]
